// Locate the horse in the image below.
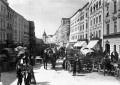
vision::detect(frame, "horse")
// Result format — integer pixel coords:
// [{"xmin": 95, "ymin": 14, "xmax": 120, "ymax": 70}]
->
[
  {"xmin": 43, "ymin": 50, "xmax": 50, "ymax": 70},
  {"xmin": 47, "ymin": 48, "xmax": 57, "ymax": 69},
  {"xmin": 99, "ymin": 53, "xmax": 113, "ymax": 75}
]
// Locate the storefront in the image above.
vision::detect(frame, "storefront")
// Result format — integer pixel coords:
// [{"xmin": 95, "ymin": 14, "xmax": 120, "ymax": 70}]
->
[
  {"xmin": 73, "ymin": 41, "xmax": 87, "ymax": 49},
  {"xmin": 86, "ymin": 39, "xmax": 102, "ymax": 52},
  {"xmin": 103, "ymin": 36, "xmax": 120, "ymax": 55}
]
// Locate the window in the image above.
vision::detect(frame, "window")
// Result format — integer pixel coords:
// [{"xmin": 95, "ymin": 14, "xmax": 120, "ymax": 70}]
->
[
  {"xmin": 1, "ymin": 5, "xmax": 3, "ymax": 12},
  {"xmin": 1, "ymin": 33, "xmax": 2, "ymax": 40},
  {"xmin": 96, "ymin": 31, "xmax": 98, "ymax": 37},
  {"xmin": 86, "ymin": 22, "xmax": 88, "ymax": 29},
  {"xmin": 86, "ymin": 34, "xmax": 87, "ymax": 39},
  {"xmin": 114, "ymin": 21, "xmax": 117, "ymax": 33},
  {"xmin": 90, "ymin": 20, "xmax": 92, "ymax": 26},
  {"xmin": 83, "ymin": 24, "xmax": 84, "ymax": 30},
  {"xmin": 80, "ymin": 25, "xmax": 82, "ymax": 31},
  {"xmin": 94, "ymin": 18, "xmax": 95, "ymax": 25},
  {"xmin": 94, "ymin": 4, "xmax": 96, "ymax": 11},
  {"xmin": 99, "ymin": 0, "xmax": 101, "ymax": 7},
  {"xmin": 106, "ymin": 12, "xmax": 109, "ymax": 17},
  {"xmin": 106, "ymin": 6, "xmax": 109, "ymax": 17},
  {"xmin": 1, "ymin": 18, "xmax": 2, "ymax": 27},
  {"xmin": 99, "ymin": 15, "xmax": 101, "ymax": 22},
  {"xmin": 86, "ymin": 13, "xmax": 88, "ymax": 17},
  {"xmin": 114, "ymin": 45, "xmax": 116, "ymax": 52},
  {"xmin": 99, "ymin": 30, "xmax": 101, "ymax": 37},
  {"xmin": 114, "ymin": 1, "xmax": 117, "ymax": 13},
  {"xmin": 3, "ymin": 20, "xmax": 5, "ymax": 27},
  {"xmin": 96, "ymin": 17, "xmax": 98, "ymax": 24},
  {"xmin": 93, "ymin": 32, "xmax": 95, "ymax": 37},
  {"xmin": 90, "ymin": 6, "xmax": 92, "ymax": 13},
  {"xmin": 96, "ymin": 1, "xmax": 98, "ymax": 9},
  {"xmin": 3, "ymin": 33, "xmax": 5, "ymax": 40},
  {"xmin": 107, "ymin": 24, "xmax": 109, "ymax": 35},
  {"xmin": 107, "ymin": 6, "xmax": 109, "ymax": 11}
]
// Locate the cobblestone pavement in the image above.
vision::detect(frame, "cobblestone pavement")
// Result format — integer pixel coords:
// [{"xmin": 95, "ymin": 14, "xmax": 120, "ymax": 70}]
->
[{"xmin": 1, "ymin": 59, "xmax": 120, "ymax": 85}]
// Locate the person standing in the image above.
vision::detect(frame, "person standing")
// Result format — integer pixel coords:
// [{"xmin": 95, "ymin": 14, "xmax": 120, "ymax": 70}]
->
[
  {"xmin": 16, "ymin": 65, "xmax": 23, "ymax": 85},
  {"xmin": 111, "ymin": 52, "xmax": 115, "ymax": 62},
  {"xmin": 114, "ymin": 51, "xmax": 118, "ymax": 62},
  {"xmin": 73, "ymin": 54, "xmax": 78, "ymax": 76},
  {"xmin": 73, "ymin": 59, "xmax": 77, "ymax": 76},
  {"xmin": 43, "ymin": 50, "xmax": 49, "ymax": 70}
]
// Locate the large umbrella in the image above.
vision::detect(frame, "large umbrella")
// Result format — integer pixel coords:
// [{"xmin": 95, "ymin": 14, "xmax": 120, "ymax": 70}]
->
[{"xmin": 81, "ymin": 47, "xmax": 94, "ymax": 55}]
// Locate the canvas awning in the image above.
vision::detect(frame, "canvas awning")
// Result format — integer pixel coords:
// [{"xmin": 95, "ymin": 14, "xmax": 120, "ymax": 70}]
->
[
  {"xmin": 74, "ymin": 41, "xmax": 87, "ymax": 47},
  {"xmin": 86, "ymin": 40, "xmax": 99, "ymax": 48}
]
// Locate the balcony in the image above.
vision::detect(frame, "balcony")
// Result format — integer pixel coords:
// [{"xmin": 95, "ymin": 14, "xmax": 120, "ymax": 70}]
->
[{"xmin": 103, "ymin": 33, "xmax": 120, "ymax": 39}]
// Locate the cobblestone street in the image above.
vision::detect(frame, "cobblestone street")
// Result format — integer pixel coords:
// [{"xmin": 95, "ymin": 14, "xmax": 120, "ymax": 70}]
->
[{"xmin": 1, "ymin": 59, "xmax": 120, "ymax": 85}]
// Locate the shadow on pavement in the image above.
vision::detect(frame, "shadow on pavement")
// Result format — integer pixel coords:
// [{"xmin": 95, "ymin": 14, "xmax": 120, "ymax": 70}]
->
[
  {"xmin": 77, "ymin": 74, "xmax": 86, "ymax": 76},
  {"xmin": 35, "ymin": 81, "xmax": 50, "ymax": 85}
]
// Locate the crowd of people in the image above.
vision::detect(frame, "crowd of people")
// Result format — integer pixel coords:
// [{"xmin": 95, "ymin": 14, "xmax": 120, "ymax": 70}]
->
[
  {"xmin": 15, "ymin": 46, "xmax": 35, "ymax": 85},
  {"xmin": 15, "ymin": 45, "xmax": 120, "ymax": 84}
]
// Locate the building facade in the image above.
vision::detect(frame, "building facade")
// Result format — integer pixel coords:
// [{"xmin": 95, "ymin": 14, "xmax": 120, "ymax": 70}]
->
[
  {"xmin": 23, "ymin": 18, "xmax": 29, "ymax": 46},
  {"xmin": 103, "ymin": 0, "xmax": 120, "ymax": 54},
  {"xmin": 6, "ymin": 6, "xmax": 14, "ymax": 47},
  {"xmin": 69, "ymin": 9, "xmax": 81, "ymax": 43},
  {"xmin": 0, "ymin": 0, "xmax": 8, "ymax": 49},
  {"xmin": 69, "ymin": 3, "xmax": 89, "ymax": 43},
  {"xmin": 29, "ymin": 21, "xmax": 36, "ymax": 49},
  {"xmin": 60, "ymin": 18, "xmax": 70, "ymax": 45},
  {"xmin": 55, "ymin": 26, "xmax": 62, "ymax": 45},
  {"xmin": 88, "ymin": 0, "xmax": 104, "ymax": 51},
  {"xmin": 79, "ymin": 2, "xmax": 89, "ymax": 41}
]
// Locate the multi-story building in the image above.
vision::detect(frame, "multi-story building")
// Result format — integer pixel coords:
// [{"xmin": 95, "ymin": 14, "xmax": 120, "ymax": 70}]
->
[
  {"xmin": 0, "ymin": 0, "xmax": 8, "ymax": 49},
  {"xmin": 79, "ymin": 2, "xmax": 89, "ymax": 40},
  {"xmin": 103, "ymin": 0, "xmax": 120, "ymax": 54},
  {"xmin": 13, "ymin": 12, "xmax": 24, "ymax": 45},
  {"xmin": 87, "ymin": 0, "xmax": 104, "ymax": 51},
  {"xmin": 23, "ymin": 18, "xmax": 29, "ymax": 46},
  {"xmin": 69, "ymin": 3, "xmax": 89, "ymax": 48},
  {"xmin": 12, "ymin": 11, "xmax": 29, "ymax": 46},
  {"xmin": 29, "ymin": 21, "xmax": 36, "ymax": 49},
  {"xmin": 55, "ymin": 26, "xmax": 62, "ymax": 45},
  {"xmin": 60, "ymin": 18, "xmax": 70, "ymax": 45},
  {"xmin": 6, "ymin": 6, "xmax": 14, "ymax": 47},
  {"xmin": 69, "ymin": 9, "xmax": 81, "ymax": 43}
]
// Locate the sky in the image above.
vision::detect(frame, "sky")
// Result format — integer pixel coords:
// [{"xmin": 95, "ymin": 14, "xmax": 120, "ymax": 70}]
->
[{"xmin": 8, "ymin": 0, "xmax": 88, "ymax": 39}]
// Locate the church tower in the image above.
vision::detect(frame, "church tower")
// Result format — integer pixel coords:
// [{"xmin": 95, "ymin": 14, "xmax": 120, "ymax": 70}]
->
[{"xmin": 42, "ymin": 30, "xmax": 47, "ymax": 43}]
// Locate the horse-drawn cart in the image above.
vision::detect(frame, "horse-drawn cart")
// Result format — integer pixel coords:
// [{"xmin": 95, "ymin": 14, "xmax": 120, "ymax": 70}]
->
[
  {"xmin": 98, "ymin": 58, "xmax": 120, "ymax": 77},
  {"xmin": 63, "ymin": 49, "xmax": 94, "ymax": 73}
]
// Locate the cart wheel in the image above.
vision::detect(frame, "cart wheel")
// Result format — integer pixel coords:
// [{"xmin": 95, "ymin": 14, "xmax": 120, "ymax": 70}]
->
[
  {"xmin": 98, "ymin": 64, "xmax": 101, "ymax": 73},
  {"xmin": 68, "ymin": 64, "xmax": 71, "ymax": 72},
  {"xmin": 114, "ymin": 68, "xmax": 119, "ymax": 77}
]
